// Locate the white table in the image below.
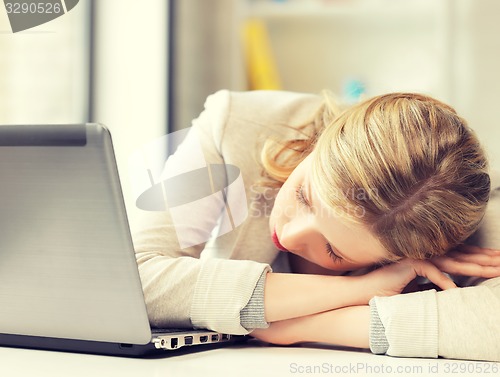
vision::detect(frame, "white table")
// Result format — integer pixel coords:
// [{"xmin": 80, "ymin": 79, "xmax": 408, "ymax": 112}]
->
[{"xmin": 1, "ymin": 340, "xmax": 498, "ymax": 377}]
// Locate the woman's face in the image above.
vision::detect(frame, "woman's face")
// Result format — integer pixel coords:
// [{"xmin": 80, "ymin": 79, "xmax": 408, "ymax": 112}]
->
[{"xmin": 269, "ymin": 153, "xmax": 390, "ymax": 271}]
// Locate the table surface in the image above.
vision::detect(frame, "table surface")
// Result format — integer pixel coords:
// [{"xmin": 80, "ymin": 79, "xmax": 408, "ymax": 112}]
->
[{"xmin": 1, "ymin": 339, "xmax": 498, "ymax": 377}]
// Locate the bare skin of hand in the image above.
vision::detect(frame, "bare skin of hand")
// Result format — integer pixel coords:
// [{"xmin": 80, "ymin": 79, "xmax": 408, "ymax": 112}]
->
[
  {"xmin": 252, "ymin": 259, "xmax": 458, "ymax": 347},
  {"xmin": 431, "ymin": 245, "xmax": 500, "ymax": 278},
  {"xmin": 361, "ymin": 258, "xmax": 457, "ymax": 297}
]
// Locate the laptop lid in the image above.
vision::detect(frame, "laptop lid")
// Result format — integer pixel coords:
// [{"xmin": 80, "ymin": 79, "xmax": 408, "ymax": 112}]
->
[{"xmin": 0, "ymin": 123, "xmax": 152, "ymax": 347}]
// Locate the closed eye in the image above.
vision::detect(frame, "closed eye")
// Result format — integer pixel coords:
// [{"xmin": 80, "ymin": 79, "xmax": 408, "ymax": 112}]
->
[
  {"xmin": 297, "ymin": 184, "xmax": 343, "ymax": 263},
  {"xmin": 295, "ymin": 185, "xmax": 310, "ymax": 207},
  {"xmin": 326, "ymin": 243, "xmax": 343, "ymax": 262}
]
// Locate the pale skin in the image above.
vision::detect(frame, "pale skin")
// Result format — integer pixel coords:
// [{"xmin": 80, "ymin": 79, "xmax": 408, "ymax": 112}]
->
[{"xmin": 251, "ymin": 152, "xmax": 500, "ymax": 347}]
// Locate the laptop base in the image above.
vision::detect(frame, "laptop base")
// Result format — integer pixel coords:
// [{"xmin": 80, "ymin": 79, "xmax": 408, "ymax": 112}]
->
[{"xmin": 0, "ymin": 331, "xmax": 248, "ymax": 357}]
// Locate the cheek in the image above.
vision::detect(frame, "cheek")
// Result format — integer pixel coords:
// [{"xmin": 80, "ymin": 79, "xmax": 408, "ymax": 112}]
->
[
  {"xmin": 271, "ymin": 188, "xmax": 284, "ymax": 215},
  {"xmin": 270, "ymin": 189, "xmax": 289, "ymax": 229},
  {"xmin": 272, "ymin": 183, "xmax": 295, "ymax": 216}
]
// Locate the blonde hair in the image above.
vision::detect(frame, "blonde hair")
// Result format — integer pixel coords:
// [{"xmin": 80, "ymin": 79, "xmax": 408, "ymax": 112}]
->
[
  {"xmin": 260, "ymin": 91, "xmax": 340, "ymax": 186},
  {"xmin": 262, "ymin": 92, "xmax": 491, "ymax": 261}
]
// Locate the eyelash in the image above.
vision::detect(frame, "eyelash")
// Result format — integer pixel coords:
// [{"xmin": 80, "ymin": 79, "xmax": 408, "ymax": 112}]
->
[
  {"xmin": 295, "ymin": 185, "xmax": 342, "ymax": 263},
  {"xmin": 326, "ymin": 243, "xmax": 342, "ymax": 262},
  {"xmin": 295, "ymin": 185, "xmax": 309, "ymax": 207}
]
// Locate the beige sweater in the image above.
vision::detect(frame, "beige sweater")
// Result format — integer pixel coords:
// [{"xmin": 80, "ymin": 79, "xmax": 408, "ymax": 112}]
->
[
  {"xmin": 132, "ymin": 90, "xmax": 321, "ymax": 334},
  {"xmin": 132, "ymin": 90, "xmax": 500, "ymax": 361}
]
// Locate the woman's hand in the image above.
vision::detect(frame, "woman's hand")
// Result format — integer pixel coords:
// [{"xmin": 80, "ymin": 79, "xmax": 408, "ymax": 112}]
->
[
  {"xmin": 430, "ymin": 244, "xmax": 500, "ymax": 278},
  {"xmin": 362, "ymin": 258, "xmax": 457, "ymax": 298}
]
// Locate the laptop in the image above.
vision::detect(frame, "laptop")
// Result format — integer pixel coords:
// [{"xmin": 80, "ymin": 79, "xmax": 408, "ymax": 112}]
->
[{"xmin": 0, "ymin": 123, "xmax": 245, "ymax": 356}]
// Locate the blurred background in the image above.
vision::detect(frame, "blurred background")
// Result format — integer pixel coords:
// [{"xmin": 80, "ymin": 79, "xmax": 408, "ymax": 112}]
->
[{"xmin": 1, "ymin": 0, "xmax": 499, "ymax": 220}]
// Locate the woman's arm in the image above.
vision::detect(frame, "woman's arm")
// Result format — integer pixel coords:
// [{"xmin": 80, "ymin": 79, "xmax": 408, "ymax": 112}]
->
[
  {"xmin": 369, "ymin": 278, "xmax": 500, "ymax": 362},
  {"xmin": 252, "ymin": 306, "xmax": 370, "ymax": 349},
  {"xmin": 263, "ymin": 256, "xmax": 455, "ymax": 323},
  {"xmin": 257, "ymin": 265, "xmax": 500, "ymax": 362},
  {"xmin": 369, "ymin": 175, "xmax": 500, "ymax": 362},
  {"xmin": 263, "ymin": 273, "xmax": 368, "ymax": 323},
  {"xmin": 259, "ymin": 266, "xmax": 500, "ymax": 362}
]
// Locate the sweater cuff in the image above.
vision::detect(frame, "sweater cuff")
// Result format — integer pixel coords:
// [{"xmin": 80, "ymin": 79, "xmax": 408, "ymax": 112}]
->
[
  {"xmin": 372, "ymin": 290, "xmax": 439, "ymax": 358},
  {"xmin": 369, "ymin": 298, "xmax": 389, "ymax": 354},
  {"xmin": 190, "ymin": 258, "xmax": 271, "ymax": 335},
  {"xmin": 240, "ymin": 270, "xmax": 269, "ymax": 330}
]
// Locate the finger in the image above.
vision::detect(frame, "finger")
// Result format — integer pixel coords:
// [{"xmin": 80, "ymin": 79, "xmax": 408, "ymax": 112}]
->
[
  {"xmin": 431, "ymin": 257, "xmax": 500, "ymax": 278},
  {"xmin": 456, "ymin": 244, "xmax": 500, "ymax": 256},
  {"xmin": 413, "ymin": 261, "xmax": 457, "ymax": 290},
  {"xmin": 442, "ymin": 251, "xmax": 500, "ymax": 266}
]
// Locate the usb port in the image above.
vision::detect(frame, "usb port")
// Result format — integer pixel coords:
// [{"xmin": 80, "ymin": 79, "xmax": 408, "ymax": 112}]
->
[
  {"xmin": 171, "ymin": 338, "xmax": 178, "ymax": 349},
  {"xmin": 211, "ymin": 334, "xmax": 219, "ymax": 342},
  {"xmin": 221, "ymin": 334, "xmax": 230, "ymax": 341},
  {"xmin": 184, "ymin": 336, "xmax": 193, "ymax": 345},
  {"xmin": 200, "ymin": 336, "xmax": 208, "ymax": 343}
]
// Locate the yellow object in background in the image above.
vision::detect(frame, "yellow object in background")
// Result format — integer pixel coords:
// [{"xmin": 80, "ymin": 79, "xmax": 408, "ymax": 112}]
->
[{"xmin": 242, "ymin": 19, "xmax": 282, "ymax": 90}]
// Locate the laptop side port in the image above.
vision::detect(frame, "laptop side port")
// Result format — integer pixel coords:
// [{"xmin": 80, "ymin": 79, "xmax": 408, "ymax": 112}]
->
[
  {"xmin": 154, "ymin": 336, "xmax": 181, "ymax": 350},
  {"xmin": 171, "ymin": 338, "xmax": 178, "ymax": 349},
  {"xmin": 153, "ymin": 331, "xmax": 241, "ymax": 350}
]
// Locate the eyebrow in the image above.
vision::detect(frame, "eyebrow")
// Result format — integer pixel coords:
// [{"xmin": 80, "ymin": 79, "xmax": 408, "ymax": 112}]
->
[{"xmin": 304, "ymin": 177, "xmax": 357, "ymax": 264}]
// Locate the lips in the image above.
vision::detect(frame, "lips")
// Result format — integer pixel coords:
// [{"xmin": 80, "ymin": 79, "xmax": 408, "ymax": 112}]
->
[{"xmin": 272, "ymin": 229, "xmax": 288, "ymax": 252}]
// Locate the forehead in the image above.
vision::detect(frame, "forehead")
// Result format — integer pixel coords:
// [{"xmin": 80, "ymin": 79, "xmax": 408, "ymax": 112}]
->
[{"xmin": 305, "ymin": 160, "xmax": 389, "ymax": 264}]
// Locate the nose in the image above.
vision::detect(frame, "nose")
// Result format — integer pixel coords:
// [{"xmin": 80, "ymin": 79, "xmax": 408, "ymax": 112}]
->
[{"xmin": 280, "ymin": 211, "xmax": 316, "ymax": 254}]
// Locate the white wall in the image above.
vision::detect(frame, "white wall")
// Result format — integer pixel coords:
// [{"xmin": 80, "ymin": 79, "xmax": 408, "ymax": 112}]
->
[
  {"xmin": 0, "ymin": 0, "xmax": 89, "ymax": 123},
  {"xmin": 452, "ymin": 0, "xmax": 500, "ymax": 171},
  {"xmin": 92, "ymin": 0, "xmax": 168, "ymax": 227}
]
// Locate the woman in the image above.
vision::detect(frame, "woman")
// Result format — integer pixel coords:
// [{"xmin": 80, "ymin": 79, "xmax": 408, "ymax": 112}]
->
[{"xmin": 132, "ymin": 90, "xmax": 500, "ymax": 361}]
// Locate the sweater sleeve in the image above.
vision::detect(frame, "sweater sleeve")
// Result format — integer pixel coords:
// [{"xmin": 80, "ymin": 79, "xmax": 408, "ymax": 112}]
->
[
  {"xmin": 369, "ymin": 172, "xmax": 500, "ymax": 361},
  {"xmin": 369, "ymin": 278, "xmax": 500, "ymax": 362},
  {"xmin": 369, "ymin": 290, "xmax": 439, "ymax": 358},
  {"xmin": 132, "ymin": 90, "xmax": 271, "ymax": 334}
]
